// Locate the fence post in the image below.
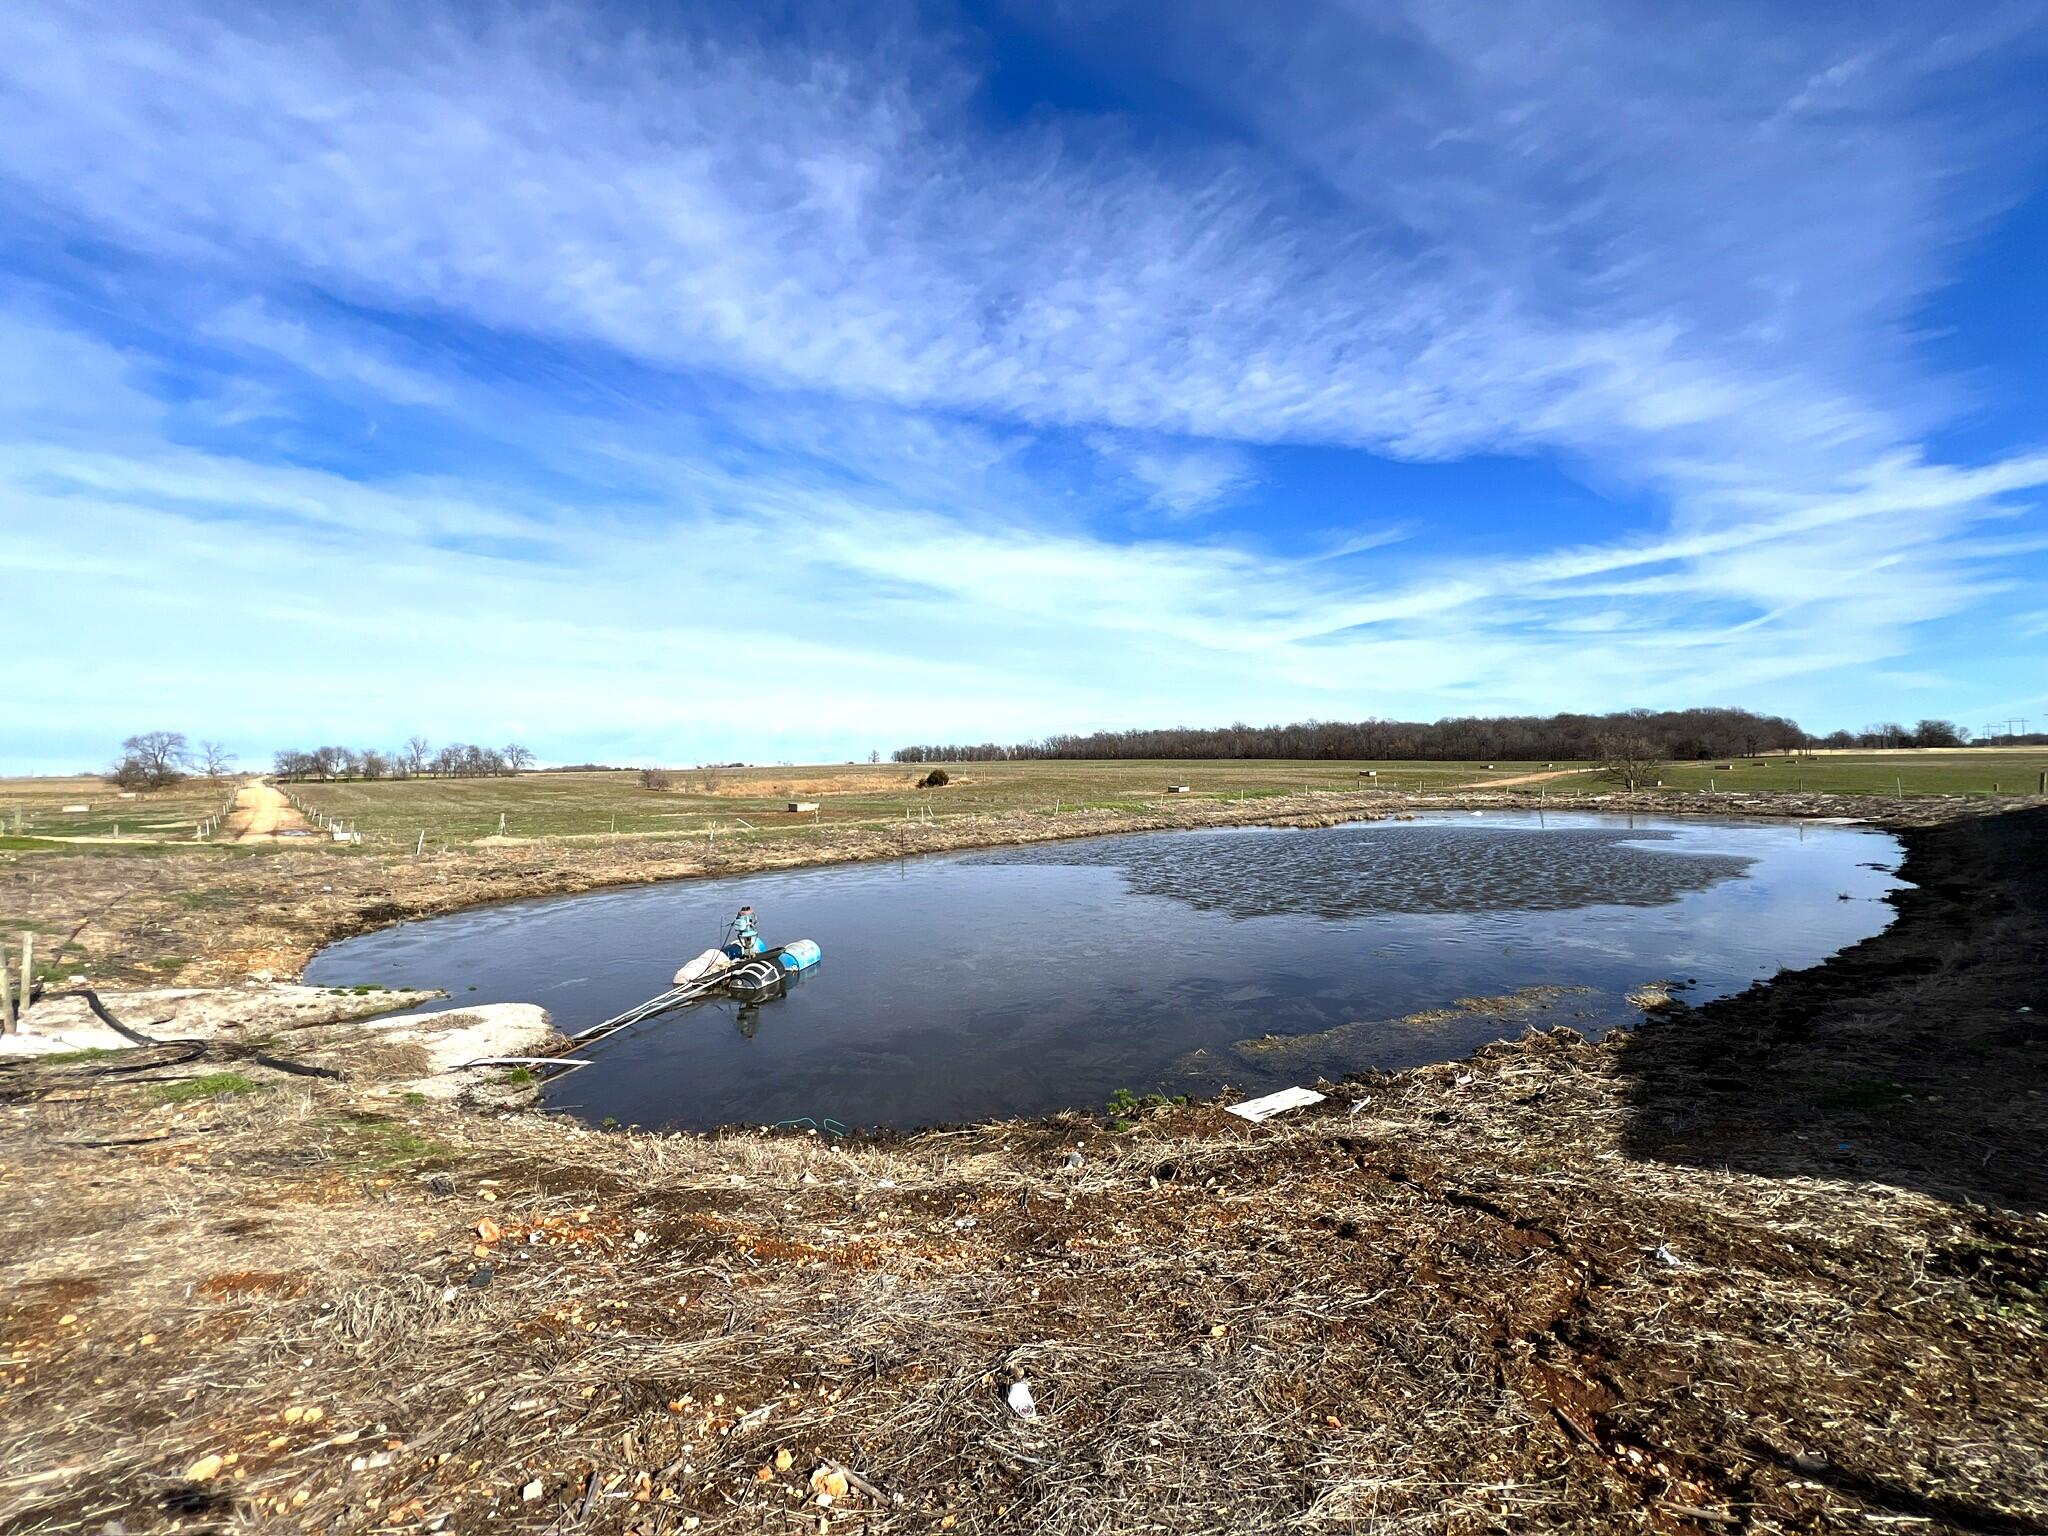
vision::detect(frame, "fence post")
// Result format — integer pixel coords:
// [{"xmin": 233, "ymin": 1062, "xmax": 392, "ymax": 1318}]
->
[
  {"xmin": 0, "ymin": 937, "xmax": 14, "ymax": 1034},
  {"xmin": 17, "ymin": 932, "xmax": 31, "ymax": 1023}
]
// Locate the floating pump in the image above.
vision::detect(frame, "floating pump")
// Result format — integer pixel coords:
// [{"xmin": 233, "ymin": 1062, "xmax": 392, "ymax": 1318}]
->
[{"xmin": 776, "ymin": 939, "xmax": 821, "ymax": 973}]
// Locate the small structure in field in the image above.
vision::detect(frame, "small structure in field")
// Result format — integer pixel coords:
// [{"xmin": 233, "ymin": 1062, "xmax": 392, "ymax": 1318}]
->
[
  {"xmin": 62, "ymin": 803, "xmax": 90, "ymax": 813},
  {"xmin": 787, "ymin": 801, "xmax": 820, "ymax": 813},
  {"xmin": 1358, "ymin": 770, "xmax": 1378, "ymax": 778},
  {"xmin": 1165, "ymin": 785, "xmax": 1192, "ymax": 794}
]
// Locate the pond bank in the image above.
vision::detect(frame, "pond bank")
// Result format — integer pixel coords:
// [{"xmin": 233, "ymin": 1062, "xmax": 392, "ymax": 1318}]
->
[
  {"xmin": 0, "ymin": 805, "xmax": 2042, "ymax": 1532},
  {"xmin": 0, "ymin": 785, "xmax": 2005, "ymax": 993}
]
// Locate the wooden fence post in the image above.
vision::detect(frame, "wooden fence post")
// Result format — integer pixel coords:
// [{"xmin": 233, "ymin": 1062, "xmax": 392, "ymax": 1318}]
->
[{"xmin": 0, "ymin": 937, "xmax": 14, "ymax": 1034}]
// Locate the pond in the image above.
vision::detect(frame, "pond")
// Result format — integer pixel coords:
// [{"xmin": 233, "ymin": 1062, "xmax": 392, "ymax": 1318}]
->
[{"xmin": 305, "ymin": 812, "xmax": 1906, "ymax": 1131}]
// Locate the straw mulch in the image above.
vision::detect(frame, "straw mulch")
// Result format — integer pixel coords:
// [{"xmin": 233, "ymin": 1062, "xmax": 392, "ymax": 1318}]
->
[{"xmin": 0, "ymin": 809, "xmax": 2043, "ymax": 1534}]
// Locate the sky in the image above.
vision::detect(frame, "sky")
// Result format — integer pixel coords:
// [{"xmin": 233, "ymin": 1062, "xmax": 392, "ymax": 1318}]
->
[{"xmin": 4, "ymin": 0, "xmax": 2048, "ymax": 772}]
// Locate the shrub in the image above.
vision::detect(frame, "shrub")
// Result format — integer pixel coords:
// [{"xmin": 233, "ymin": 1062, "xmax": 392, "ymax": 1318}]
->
[{"xmin": 918, "ymin": 769, "xmax": 951, "ymax": 788}]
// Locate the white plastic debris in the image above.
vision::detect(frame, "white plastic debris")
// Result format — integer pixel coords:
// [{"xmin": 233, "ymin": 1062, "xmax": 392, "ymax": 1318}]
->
[
  {"xmin": 1225, "ymin": 1086, "xmax": 1327, "ymax": 1122},
  {"xmin": 1454, "ymin": 1072, "xmax": 1475, "ymax": 1088},
  {"xmin": 1653, "ymin": 1244, "xmax": 1682, "ymax": 1267},
  {"xmin": 1348, "ymin": 1097, "xmax": 1373, "ymax": 1116},
  {"xmin": 1006, "ymin": 1380, "xmax": 1039, "ymax": 1420}
]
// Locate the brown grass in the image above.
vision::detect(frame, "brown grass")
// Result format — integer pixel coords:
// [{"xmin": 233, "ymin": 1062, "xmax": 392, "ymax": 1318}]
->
[
  {"xmin": 2, "ymin": 797, "xmax": 2045, "ymax": 1533},
  {"xmin": 1, "ymin": 809, "xmax": 2044, "ymax": 1533}
]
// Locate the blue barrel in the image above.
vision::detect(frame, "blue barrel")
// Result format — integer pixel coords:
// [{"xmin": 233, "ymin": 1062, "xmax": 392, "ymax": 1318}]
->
[{"xmin": 776, "ymin": 939, "xmax": 822, "ymax": 972}]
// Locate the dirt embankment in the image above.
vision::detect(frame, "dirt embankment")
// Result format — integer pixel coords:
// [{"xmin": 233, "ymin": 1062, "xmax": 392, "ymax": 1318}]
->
[{"xmin": 0, "ymin": 806, "xmax": 2042, "ymax": 1533}]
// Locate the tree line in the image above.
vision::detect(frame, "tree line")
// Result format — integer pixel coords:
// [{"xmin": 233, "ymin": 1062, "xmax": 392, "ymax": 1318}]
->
[
  {"xmin": 105, "ymin": 731, "xmax": 540, "ymax": 787},
  {"xmin": 894, "ymin": 709, "xmax": 1982, "ymax": 765},
  {"xmin": 271, "ymin": 739, "xmax": 535, "ymax": 780}
]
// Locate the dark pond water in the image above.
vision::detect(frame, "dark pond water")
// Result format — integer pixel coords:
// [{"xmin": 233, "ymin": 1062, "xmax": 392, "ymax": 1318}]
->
[{"xmin": 305, "ymin": 813, "xmax": 1905, "ymax": 1131}]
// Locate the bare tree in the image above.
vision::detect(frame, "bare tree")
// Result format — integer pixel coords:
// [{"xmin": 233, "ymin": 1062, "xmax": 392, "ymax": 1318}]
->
[
  {"xmin": 111, "ymin": 731, "xmax": 190, "ymax": 790},
  {"xmin": 1595, "ymin": 733, "xmax": 1663, "ymax": 788},
  {"xmin": 638, "ymin": 768, "xmax": 674, "ymax": 791},
  {"xmin": 503, "ymin": 743, "xmax": 536, "ymax": 773},
  {"xmin": 198, "ymin": 740, "xmax": 237, "ymax": 782},
  {"xmin": 403, "ymin": 735, "xmax": 431, "ymax": 777}
]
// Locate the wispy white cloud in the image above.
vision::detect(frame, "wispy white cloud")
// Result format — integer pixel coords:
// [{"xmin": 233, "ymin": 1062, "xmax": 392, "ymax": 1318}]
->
[
  {"xmin": 1088, "ymin": 435, "xmax": 1258, "ymax": 517},
  {"xmin": 199, "ymin": 299, "xmax": 451, "ymax": 407},
  {"xmin": 0, "ymin": 1, "xmax": 2043, "ymax": 767}
]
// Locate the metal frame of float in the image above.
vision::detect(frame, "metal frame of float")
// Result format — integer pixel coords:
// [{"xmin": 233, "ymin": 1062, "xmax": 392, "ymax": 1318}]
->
[{"xmin": 443, "ymin": 937, "xmax": 821, "ymax": 1085}]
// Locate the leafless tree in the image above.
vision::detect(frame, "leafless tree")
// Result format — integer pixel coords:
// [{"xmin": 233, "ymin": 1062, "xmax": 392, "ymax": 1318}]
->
[
  {"xmin": 639, "ymin": 768, "xmax": 674, "ymax": 791},
  {"xmin": 403, "ymin": 735, "xmax": 432, "ymax": 777},
  {"xmin": 111, "ymin": 731, "xmax": 190, "ymax": 790},
  {"xmin": 198, "ymin": 740, "xmax": 237, "ymax": 781},
  {"xmin": 1595, "ymin": 733, "xmax": 1663, "ymax": 788},
  {"xmin": 894, "ymin": 706, "xmax": 1812, "ymax": 765},
  {"xmin": 503, "ymin": 743, "xmax": 536, "ymax": 772}
]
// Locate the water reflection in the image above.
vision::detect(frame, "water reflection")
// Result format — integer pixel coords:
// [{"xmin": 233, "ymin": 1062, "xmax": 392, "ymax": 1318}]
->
[{"xmin": 305, "ymin": 814, "xmax": 1904, "ymax": 1132}]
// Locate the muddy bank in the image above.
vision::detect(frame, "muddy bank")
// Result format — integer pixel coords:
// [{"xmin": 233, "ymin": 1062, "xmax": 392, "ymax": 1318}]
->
[{"xmin": 0, "ymin": 808, "xmax": 2042, "ymax": 1533}]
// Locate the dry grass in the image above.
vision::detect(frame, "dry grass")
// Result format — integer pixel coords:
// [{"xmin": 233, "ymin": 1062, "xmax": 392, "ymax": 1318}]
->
[
  {"xmin": 3, "ymin": 1027, "xmax": 2041, "ymax": 1535},
  {"xmin": 1, "ymin": 800, "xmax": 2044, "ymax": 1534},
  {"xmin": 0, "ymin": 782, "xmax": 2004, "ymax": 991}
]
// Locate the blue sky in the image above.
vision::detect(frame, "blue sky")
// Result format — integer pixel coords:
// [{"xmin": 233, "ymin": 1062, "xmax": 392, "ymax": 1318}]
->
[{"xmin": 5, "ymin": 1, "xmax": 2048, "ymax": 772}]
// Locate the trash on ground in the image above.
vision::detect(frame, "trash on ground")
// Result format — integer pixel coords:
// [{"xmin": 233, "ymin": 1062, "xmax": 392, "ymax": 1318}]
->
[
  {"xmin": 1005, "ymin": 1380, "xmax": 1039, "ymax": 1420},
  {"xmin": 1225, "ymin": 1086, "xmax": 1327, "ymax": 1122}
]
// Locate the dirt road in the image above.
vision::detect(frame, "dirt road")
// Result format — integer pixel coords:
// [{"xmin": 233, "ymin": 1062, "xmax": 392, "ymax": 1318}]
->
[
  {"xmin": 1478, "ymin": 768, "xmax": 1586, "ymax": 788},
  {"xmin": 219, "ymin": 778, "xmax": 313, "ymax": 843}
]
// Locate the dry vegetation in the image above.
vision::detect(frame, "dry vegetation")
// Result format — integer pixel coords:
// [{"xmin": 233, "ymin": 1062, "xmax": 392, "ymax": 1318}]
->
[
  {"xmin": 0, "ymin": 788, "xmax": 2044, "ymax": 1533},
  {"xmin": 0, "ymin": 782, "xmax": 2001, "ymax": 992}
]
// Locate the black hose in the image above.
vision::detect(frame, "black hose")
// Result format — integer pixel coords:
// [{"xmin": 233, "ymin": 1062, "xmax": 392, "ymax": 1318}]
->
[{"xmin": 50, "ymin": 988, "xmax": 344, "ymax": 1080}]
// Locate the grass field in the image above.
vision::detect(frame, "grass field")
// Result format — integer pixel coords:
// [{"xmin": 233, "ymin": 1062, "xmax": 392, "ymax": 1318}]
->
[
  {"xmin": 0, "ymin": 774, "xmax": 237, "ymax": 842},
  {"xmin": 266, "ymin": 748, "xmax": 2048, "ymax": 847},
  {"xmin": 273, "ymin": 759, "xmax": 1588, "ymax": 847},
  {"xmin": 3, "ymin": 749, "xmax": 2042, "ymax": 851},
  {"xmin": 1604, "ymin": 749, "xmax": 2048, "ymax": 797}
]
